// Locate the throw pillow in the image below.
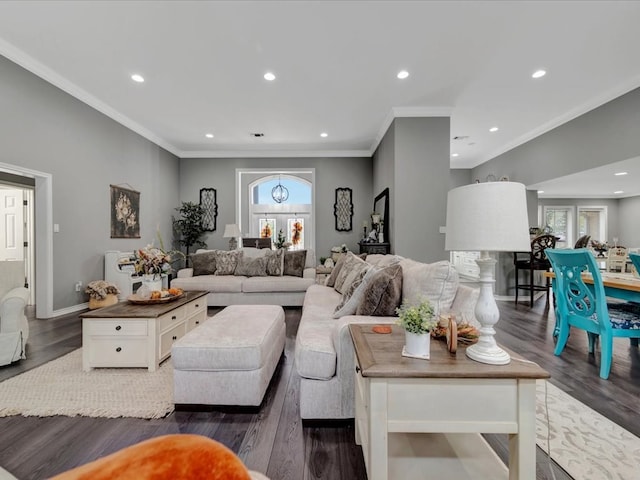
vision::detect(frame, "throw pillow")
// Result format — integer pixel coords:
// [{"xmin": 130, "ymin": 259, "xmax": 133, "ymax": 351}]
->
[
  {"xmin": 264, "ymin": 248, "xmax": 285, "ymax": 276},
  {"xmin": 213, "ymin": 250, "xmax": 241, "ymax": 275},
  {"xmin": 356, "ymin": 264, "xmax": 403, "ymax": 316},
  {"xmin": 401, "ymin": 260, "xmax": 459, "ymax": 316},
  {"xmin": 333, "ymin": 265, "xmax": 377, "ymax": 318},
  {"xmin": 283, "ymin": 250, "xmax": 307, "ymax": 277},
  {"xmin": 334, "ymin": 252, "xmax": 368, "ymax": 294},
  {"xmin": 190, "ymin": 251, "xmax": 217, "ymax": 276},
  {"xmin": 325, "ymin": 253, "xmax": 347, "ymax": 287},
  {"xmin": 234, "ymin": 255, "xmax": 268, "ymax": 277}
]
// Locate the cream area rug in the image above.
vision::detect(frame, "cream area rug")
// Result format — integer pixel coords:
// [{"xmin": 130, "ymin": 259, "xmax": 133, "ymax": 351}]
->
[
  {"xmin": 0, "ymin": 349, "xmax": 173, "ymax": 419},
  {"xmin": 536, "ymin": 380, "xmax": 640, "ymax": 480}
]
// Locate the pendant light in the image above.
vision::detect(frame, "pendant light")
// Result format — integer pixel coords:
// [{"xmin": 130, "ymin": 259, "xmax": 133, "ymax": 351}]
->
[{"xmin": 271, "ymin": 175, "xmax": 289, "ymax": 203}]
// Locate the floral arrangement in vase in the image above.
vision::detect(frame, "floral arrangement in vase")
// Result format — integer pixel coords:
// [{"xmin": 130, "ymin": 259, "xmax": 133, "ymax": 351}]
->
[
  {"xmin": 135, "ymin": 233, "xmax": 183, "ymax": 280},
  {"xmin": 85, "ymin": 280, "xmax": 120, "ymax": 300},
  {"xmin": 396, "ymin": 298, "xmax": 437, "ymax": 334}
]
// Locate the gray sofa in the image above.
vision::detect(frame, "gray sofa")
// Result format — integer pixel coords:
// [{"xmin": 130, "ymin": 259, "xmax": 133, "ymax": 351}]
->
[
  {"xmin": 294, "ymin": 253, "xmax": 480, "ymax": 420},
  {"xmin": 171, "ymin": 248, "xmax": 316, "ymax": 307}
]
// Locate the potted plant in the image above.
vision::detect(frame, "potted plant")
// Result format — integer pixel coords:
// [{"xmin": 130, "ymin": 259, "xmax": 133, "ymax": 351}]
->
[
  {"xmin": 172, "ymin": 201, "xmax": 207, "ymax": 266},
  {"xmin": 396, "ymin": 298, "xmax": 437, "ymax": 358},
  {"xmin": 85, "ymin": 280, "xmax": 120, "ymax": 310}
]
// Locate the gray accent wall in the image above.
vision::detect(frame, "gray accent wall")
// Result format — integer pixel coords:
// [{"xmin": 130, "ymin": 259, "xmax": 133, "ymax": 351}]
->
[
  {"xmin": 178, "ymin": 157, "xmax": 372, "ymax": 260},
  {"xmin": 616, "ymin": 196, "xmax": 640, "ymax": 248},
  {"xmin": 0, "ymin": 55, "xmax": 180, "ymax": 313},
  {"xmin": 373, "ymin": 117, "xmax": 450, "ymax": 262}
]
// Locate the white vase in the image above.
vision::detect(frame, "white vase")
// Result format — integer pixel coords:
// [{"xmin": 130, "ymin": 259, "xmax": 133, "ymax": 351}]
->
[
  {"xmin": 142, "ymin": 274, "xmax": 163, "ymax": 292},
  {"xmin": 405, "ymin": 330, "xmax": 431, "ymax": 358}
]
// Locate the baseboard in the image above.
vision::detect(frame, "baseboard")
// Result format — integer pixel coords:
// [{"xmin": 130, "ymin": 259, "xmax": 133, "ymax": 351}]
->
[{"xmin": 51, "ymin": 302, "xmax": 88, "ymax": 318}]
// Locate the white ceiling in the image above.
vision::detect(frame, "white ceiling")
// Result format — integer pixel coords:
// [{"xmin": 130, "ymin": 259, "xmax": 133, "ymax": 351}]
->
[{"xmin": 1, "ymin": 1, "xmax": 640, "ymax": 196}]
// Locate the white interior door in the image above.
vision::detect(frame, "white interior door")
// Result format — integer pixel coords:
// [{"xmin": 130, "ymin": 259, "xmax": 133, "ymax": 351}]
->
[{"xmin": 0, "ymin": 189, "xmax": 24, "ymax": 261}]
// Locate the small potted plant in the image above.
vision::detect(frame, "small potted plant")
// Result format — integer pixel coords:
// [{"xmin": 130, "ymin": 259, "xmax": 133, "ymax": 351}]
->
[
  {"xmin": 396, "ymin": 298, "xmax": 437, "ymax": 358},
  {"xmin": 85, "ymin": 280, "xmax": 120, "ymax": 310}
]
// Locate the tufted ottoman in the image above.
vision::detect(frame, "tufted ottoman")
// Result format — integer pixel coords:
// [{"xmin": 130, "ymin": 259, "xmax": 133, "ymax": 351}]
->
[{"xmin": 172, "ymin": 305, "xmax": 285, "ymax": 406}]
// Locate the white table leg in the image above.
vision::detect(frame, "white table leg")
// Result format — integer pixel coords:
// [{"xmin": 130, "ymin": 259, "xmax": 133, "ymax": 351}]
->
[
  {"xmin": 509, "ymin": 379, "xmax": 537, "ymax": 480},
  {"xmin": 369, "ymin": 379, "xmax": 388, "ymax": 480}
]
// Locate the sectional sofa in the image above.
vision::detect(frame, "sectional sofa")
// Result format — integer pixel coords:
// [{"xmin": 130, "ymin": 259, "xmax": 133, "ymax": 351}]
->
[{"xmin": 294, "ymin": 252, "xmax": 480, "ymax": 420}]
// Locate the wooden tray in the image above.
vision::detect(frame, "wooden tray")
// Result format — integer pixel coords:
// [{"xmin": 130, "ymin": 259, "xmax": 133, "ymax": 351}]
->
[{"xmin": 127, "ymin": 293, "xmax": 184, "ymax": 305}]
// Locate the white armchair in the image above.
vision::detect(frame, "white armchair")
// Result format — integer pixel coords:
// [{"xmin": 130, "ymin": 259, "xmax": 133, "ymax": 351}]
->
[{"xmin": 0, "ymin": 261, "xmax": 30, "ymax": 365}]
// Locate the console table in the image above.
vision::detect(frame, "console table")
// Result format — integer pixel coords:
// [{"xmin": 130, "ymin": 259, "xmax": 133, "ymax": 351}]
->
[
  {"xmin": 82, "ymin": 291, "xmax": 207, "ymax": 372},
  {"xmin": 358, "ymin": 241, "xmax": 390, "ymax": 255},
  {"xmin": 349, "ymin": 324, "xmax": 549, "ymax": 480}
]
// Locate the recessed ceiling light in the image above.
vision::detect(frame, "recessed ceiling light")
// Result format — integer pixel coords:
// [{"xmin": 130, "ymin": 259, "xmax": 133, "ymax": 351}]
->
[
  {"xmin": 320, "ymin": 132, "xmax": 328, "ymax": 138},
  {"xmin": 397, "ymin": 70, "xmax": 409, "ymax": 79},
  {"xmin": 264, "ymin": 72, "xmax": 276, "ymax": 81},
  {"xmin": 131, "ymin": 74, "xmax": 144, "ymax": 83},
  {"xmin": 614, "ymin": 190, "xmax": 624, "ymax": 194},
  {"xmin": 614, "ymin": 171, "xmax": 628, "ymax": 176},
  {"xmin": 532, "ymin": 69, "xmax": 546, "ymax": 79},
  {"xmin": 451, "ymin": 153, "xmax": 459, "ymax": 157},
  {"xmin": 205, "ymin": 133, "xmax": 214, "ymax": 138},
  {"xmin": 489, "ymin": 126, "xmax": 499, "ymax": 132},
  {"xmin": 537, "ymin": 190, "xmax": 544, "ymax": 194}
]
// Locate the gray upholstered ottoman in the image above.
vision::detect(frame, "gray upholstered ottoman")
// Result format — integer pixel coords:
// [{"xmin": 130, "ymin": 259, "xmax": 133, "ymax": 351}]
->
[{"xmin": 172, "ymin": 305, "xmax": 285, "ymax": 406}]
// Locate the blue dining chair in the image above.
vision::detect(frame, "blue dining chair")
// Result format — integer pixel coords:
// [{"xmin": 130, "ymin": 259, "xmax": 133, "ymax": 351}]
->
[
  {"xmin": 630, "ymin": 252, "xmax": 640, "ymax": 277},
  {"xmin": 546, "ymin": 248, "xmax": 640, "ymax": 379}
]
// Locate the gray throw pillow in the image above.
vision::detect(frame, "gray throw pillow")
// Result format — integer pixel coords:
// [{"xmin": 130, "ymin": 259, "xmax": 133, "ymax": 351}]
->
[
  {"xmin": 333, "ymin": 265, "xmax": 376, "ymax": 318},
  {"xmin": 234, "ymin": 255, "xmax": 268, "ymax": 277},
  {"xmin": 283, "ymin": 250, "xmax": 307, "ymax": 277},
  {"xmin": 334, "ymin": 252, "xmax": 368, "ymax": 294},
  {"xmin": 325, "ymin": 253, "xmax": 347, "ymax": 287},
  {"xmin": 265, "ymin": 248, "xmax": 285, "ymax": 276},
  {"xmin": 214, "ymin": 250, "xmax": 240, "ymax": 275},
  {"xmin": 356, "ymin": 264, "xmax": 403, "ymax": 316},
  {"xmin": 190, "ymin": 251, "xmax": 216, "ymax": 276}
]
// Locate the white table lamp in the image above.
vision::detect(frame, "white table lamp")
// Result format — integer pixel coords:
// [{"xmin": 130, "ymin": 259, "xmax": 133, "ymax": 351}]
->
[
  {"xmin": 445, "ymin": 182, "xmax": 531, "ymax": 365},
  {"xmin": 223, "ymin": 224, "xmax": 241, "ymax": 250}
]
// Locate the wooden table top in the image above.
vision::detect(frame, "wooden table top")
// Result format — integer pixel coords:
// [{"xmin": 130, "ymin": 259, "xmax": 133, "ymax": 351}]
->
[
  {"xmin": 349, "ymin": 324, "xmax": 549, "ymax": 380},
  {"xmin": 544, "ymin": 271, "xmax": 640, "ymax": 293},
  {"xmin": 82, "ymin": 291, "xmax": 208, "ymax": 318}
]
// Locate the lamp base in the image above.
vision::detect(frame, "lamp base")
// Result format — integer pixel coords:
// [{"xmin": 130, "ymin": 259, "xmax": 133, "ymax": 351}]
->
[
  {"xmin": 466, "ymin": 343, "xmax": 511, "ymax": 365},
  {"xmin": 228, "ymin": 238, "xmax": 238, "ymax": 250},
  {"xmin": 467, "ymin": 254, "xmax": 511, "ymax": 366}
]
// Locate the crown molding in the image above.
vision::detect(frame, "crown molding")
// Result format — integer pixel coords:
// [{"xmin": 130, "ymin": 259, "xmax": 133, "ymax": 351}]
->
[{"xmin": 179, "ymin": 149, "xmax": 372, "ymax": 159}]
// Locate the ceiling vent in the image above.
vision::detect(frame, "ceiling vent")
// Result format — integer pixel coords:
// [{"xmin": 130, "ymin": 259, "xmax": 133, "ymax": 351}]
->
[
  {"xmin": 453, "ymin": 135, "xmax": 469, "ymax": 141},
  {"xmin": 250, "ymin": 133, "xmax": 264, "ymax": 138}
]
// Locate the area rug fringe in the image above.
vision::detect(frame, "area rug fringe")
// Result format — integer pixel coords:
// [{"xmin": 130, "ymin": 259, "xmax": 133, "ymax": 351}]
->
[{"xmin": 0, "ymin": 349, "xmax": 174, "ymax": 419}]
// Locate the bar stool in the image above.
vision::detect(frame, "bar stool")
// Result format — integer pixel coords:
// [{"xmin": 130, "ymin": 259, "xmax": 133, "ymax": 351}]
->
[{"xmin": 513, "ymin": 234, "xmax": 556, "ymax": 306}]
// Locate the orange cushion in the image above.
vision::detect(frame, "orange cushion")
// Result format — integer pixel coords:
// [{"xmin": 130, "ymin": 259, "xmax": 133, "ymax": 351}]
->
[{"xmin": 50, "ymin": 434, "xmax": 251, "ymax": 480}]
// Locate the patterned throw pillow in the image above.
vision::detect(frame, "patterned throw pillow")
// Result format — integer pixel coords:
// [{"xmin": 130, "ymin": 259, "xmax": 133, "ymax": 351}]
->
[
  {"xmin": 334, "ymin": 252, "xmax": 368, "ymax": 294},
  {"xmin": 356, "ymin": 264, "xmax": 403, "ymax": 316},
  {"xmin": 325, "ymin": 253, "xmax": 347, "ymax": 287},
  {"xmin": 190, "ymin": 251, "xmax": 217, "ymax": 276},
  {"xmin": 234, "ymin": 255, "xmax": 268, "ymax": 276},
  {"xmin": 283, "ymin": 250, "xmax": 307, "ymax": 277},
  {"xmin": 264, "ymin": 249, "xmax": 285, "ymax": 276},
  {"xmin": 213, "ymin": 250, "xmax": 241, "ymax": 275},
  {"xmin": 333, "ymin": 265, "xmax": 377, "ymax": 318}
]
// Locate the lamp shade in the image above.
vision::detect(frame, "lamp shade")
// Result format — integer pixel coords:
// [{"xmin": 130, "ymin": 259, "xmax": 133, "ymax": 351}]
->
[
  {"xmin": 223, "ymin": 224, "xmax": 241, "ymax": 238},
  {"xmin": 445, "ymin": 182, "xmax": 531, "ymax": 252}
]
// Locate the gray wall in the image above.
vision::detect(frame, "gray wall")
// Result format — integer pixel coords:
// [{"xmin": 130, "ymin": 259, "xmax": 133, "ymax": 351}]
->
[
  {"xmin": 472, "ymin": 87, "xmax": 640, "ymax": 187},
  {"xmin": 0, "ymin": 55, "xmax": 180, "ymax": 313},
  {"xmin": 617, "ymin": 196, "xmax": 640, "ymax": 247},
  {"xmin": 373, "ymin": 117, "xmax": 450, "ymax": 262},
  {"xmin": 178, "ymin": 157, "xmax": 373, "ymax": 260}
]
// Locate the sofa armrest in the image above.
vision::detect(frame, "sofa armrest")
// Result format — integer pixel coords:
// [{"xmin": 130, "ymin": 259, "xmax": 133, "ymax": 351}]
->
[
  {"xmin": 176, "ymin": 268, "xmax": 194, "ymax": 278},
  {"xmin": 302, "ymin": 267, "xmax": 315, "ymax": 280},
  {"xmin": 0, "ymin": 287, "xmax": 29, "ymax": 333},
  {"xmin": 331, "ymin": 315, "xmax": 396, "ymax": 417}
]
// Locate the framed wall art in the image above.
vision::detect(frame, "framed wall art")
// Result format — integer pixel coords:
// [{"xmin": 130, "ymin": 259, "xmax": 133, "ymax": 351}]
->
[
  {"xmin": 259, "ymin": 218, "xmax": 276, "ymax": 243},
  {"xmin": 110, "ymin": 184, "xmax": 140, "ymax": 239},
  {"xmin": 334, "ymin": 187, "xmax": 353, "ymax": 232},
  {"xmin": 200, "ymin": 187, "xmax": 218, "ymax": 232}
]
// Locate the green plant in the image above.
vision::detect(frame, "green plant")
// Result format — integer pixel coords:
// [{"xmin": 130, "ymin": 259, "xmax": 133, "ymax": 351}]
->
[
  {"xmin": 319, "ymin": 256, "xmax": 327, "ymax": 265},
  {"xmin": 172, "ymin": 201, "xmax": 207, "ymax": 265},
  {"xmin": 395, "ymin": 298, "xmax": 436, "ymax": 334}
]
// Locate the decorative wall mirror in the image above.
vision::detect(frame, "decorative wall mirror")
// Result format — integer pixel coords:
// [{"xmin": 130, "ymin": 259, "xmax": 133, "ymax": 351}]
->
[
  {"xmin": 373, "ymin": 187, "xmax": 390, "ymax": 242},
  {"xmin": 200, "ymin": 188, "xmax": 218, "ymax": 232},
  {"xmin": 334, "ymin": 187, "xmax": 353, "ymax": 231}
]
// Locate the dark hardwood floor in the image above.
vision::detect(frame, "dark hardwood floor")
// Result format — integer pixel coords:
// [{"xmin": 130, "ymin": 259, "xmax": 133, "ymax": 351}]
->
[{"xmin": 1, "ymin": 298, "xmax": 639, "ymax": 479}]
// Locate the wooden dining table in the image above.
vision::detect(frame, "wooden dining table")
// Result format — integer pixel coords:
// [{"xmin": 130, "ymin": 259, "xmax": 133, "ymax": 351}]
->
[{"xmin": 543, "ymin": 270, "xmax": 640, "ymax": 303}]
